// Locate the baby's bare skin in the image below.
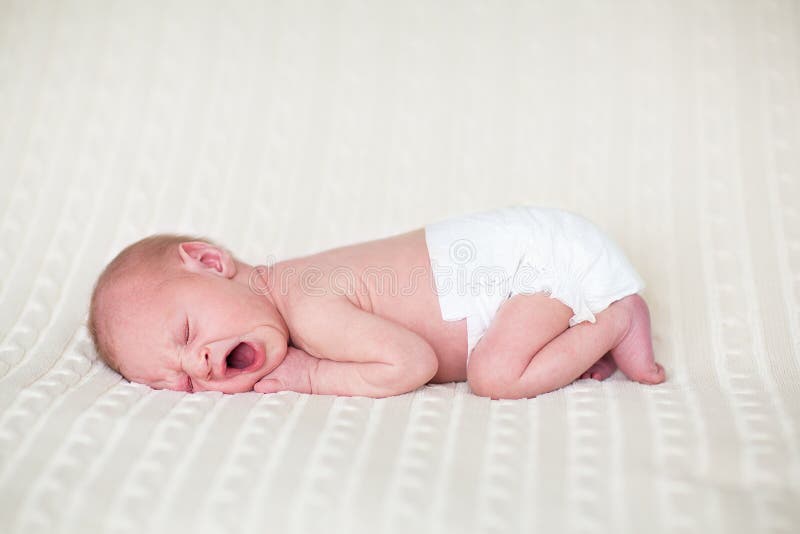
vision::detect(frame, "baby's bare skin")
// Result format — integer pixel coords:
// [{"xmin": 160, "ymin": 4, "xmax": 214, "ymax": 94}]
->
[
  {"xmin": 264, "ymin": 229, "xmax": 469, "ymax": 386},
  {"xmin": 102, "ymin": 227, "xmax": 665, "ymax": 399},
  {"xmin": 253, "ymin": 229, "xmax": 664, "ymax": 398}
]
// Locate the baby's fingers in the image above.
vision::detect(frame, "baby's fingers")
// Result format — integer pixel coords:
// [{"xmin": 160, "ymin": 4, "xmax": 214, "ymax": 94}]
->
[{"xmin": 254, "ymin": 378, "xmax": 284, "ymax": 394}]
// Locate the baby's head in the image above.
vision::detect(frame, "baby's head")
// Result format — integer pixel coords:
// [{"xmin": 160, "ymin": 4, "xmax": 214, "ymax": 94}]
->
[{"xmin": 88, "ymin": 234, "xmax": 289, "ymax": 393}]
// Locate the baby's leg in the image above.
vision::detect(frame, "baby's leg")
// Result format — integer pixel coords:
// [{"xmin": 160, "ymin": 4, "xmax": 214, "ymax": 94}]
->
[
  {"xmin": 508, "ymin": 303, "xmax": 633, "ymax": 398},
  {"xmin": 467, "ymin": 292, "xmax": 574, "ymax": 396},
  {"xmin": 468, "ymin": 294, "xmax": 664, "ymax": 400}
]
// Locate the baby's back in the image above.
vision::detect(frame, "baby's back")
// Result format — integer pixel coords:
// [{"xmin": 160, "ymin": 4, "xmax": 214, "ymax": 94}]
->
[{"xmin": 276, "ymin": 229, "xmax": 469, "ymax": 383}]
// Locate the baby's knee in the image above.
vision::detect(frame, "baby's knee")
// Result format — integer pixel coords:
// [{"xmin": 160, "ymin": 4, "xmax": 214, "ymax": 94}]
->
[{"xmin": 467, "ymin": 362, "xmax": 543, "ymax": 400}]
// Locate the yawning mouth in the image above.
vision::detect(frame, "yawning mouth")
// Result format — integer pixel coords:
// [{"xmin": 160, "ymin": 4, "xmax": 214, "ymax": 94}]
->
[
  {"xmin": 221, "ymin": 339, "xmax": 266, "ymax": 378},
  {"xmin": 226, "ymin": 342, "xmax": 256, "ymax": 370}
]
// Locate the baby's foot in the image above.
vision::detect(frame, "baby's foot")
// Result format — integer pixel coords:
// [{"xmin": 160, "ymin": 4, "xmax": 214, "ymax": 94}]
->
[
  {"xmin": 580, "ymin": 352, "xmax": 617, "ymax": 380},
  {"xmin": 608, "ymin": 294, "xmax": 666, "ymax": 385}
]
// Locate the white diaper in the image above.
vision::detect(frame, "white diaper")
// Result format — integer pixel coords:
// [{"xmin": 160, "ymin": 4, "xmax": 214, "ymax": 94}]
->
[{"xmin": 424, "ymin": 205, "xmax": 646, "ymax": 364}]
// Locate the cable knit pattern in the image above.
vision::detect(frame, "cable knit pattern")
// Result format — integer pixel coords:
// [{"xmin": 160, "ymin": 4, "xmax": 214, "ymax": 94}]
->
[{"xmin": 0, "ymin": 1, "xmax": 798, "ymax": 533}]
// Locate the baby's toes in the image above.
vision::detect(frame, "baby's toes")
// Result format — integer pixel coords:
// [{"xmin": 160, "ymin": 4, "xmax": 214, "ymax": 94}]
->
[
  {"xmin": 589, "ymin": 366, "xmax": 613, "ymax": 381},
  {"xmin": 580, "ymin": 357, "xmax": 616, "ymax": 381}
]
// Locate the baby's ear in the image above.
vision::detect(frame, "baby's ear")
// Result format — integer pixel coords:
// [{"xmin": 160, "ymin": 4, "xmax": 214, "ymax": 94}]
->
[{"xmin": 178, "ymin": 241, "xmax": 237, "ymax": 278}]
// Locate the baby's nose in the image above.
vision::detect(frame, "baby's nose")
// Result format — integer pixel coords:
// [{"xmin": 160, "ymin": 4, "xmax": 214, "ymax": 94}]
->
[
  {"xmin": 192, "ymin": 347, "xmax": 212, "ymax": 380},
  {"xmin": 191, "ymin": 339, "xmax": 232, "ymax": 381}
]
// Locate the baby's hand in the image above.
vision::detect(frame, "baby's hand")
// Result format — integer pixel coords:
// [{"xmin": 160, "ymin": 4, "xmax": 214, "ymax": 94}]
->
[{"xmin": 253, "ymin": 346, "xmax": 319, "ymax": 394}]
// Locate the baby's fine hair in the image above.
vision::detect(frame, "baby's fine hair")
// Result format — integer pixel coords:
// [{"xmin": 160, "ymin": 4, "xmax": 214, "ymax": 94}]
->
[{"xmin": 88, "ymin": 233, "xmax": 218, "ymax": 375}]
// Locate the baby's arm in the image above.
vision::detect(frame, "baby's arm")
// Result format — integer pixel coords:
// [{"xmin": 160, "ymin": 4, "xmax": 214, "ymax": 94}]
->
[{"xmin": 258, "ymin": 300, "xmax": 439, "ymax": 397}]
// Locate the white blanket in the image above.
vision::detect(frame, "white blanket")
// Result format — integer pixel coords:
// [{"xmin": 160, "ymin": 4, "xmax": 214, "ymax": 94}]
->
[{"xmin": 1, "ymin": 1, "xmax": 798, "ymax": 533}]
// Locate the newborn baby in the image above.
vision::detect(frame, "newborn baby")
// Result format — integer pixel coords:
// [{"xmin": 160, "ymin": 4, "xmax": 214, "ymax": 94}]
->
[{"xmin": 88, "ymin": 205, "xmax": 665, "ymax": 400}]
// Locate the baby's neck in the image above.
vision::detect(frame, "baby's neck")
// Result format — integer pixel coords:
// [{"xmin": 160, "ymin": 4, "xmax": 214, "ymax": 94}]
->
[{"xmin": 236, "ymin": 258, "xmax": 285, "ymax": 310}]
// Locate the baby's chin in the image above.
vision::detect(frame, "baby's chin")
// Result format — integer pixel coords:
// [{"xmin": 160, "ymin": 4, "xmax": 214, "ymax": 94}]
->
[{"xmin": 258, "ymin": 330, "xmax": 289, "ymax": 375}]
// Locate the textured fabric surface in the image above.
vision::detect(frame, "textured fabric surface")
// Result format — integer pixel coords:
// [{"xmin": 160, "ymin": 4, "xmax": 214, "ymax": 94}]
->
[{"xmin": 1, "ymin": 1, "xmax": 799, "ymax": 533}]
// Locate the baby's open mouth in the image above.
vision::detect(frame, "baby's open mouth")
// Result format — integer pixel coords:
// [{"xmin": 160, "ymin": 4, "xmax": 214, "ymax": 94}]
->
[{"xmin": 226, "ymin": 342, "xmax": 256, "ymax": 370}]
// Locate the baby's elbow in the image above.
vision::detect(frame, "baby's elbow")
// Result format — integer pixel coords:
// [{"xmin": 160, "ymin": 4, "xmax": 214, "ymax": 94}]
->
[
  {"xmin": 419, "ymin": 346, "xmax": 439, "ymax": 383},
  {"xmin": 379, "ymin": 345, "xmax": 438, "ymax": 397},
  {"xmin": 401, "ymin": 346, "xmax": 438, "ymax": 391}
]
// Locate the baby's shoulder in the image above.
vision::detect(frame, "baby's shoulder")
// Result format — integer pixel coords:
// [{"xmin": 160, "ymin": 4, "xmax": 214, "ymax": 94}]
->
[{"xmin": 272, "ymin": 257, "xmax": 359, "ymax": 310}]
